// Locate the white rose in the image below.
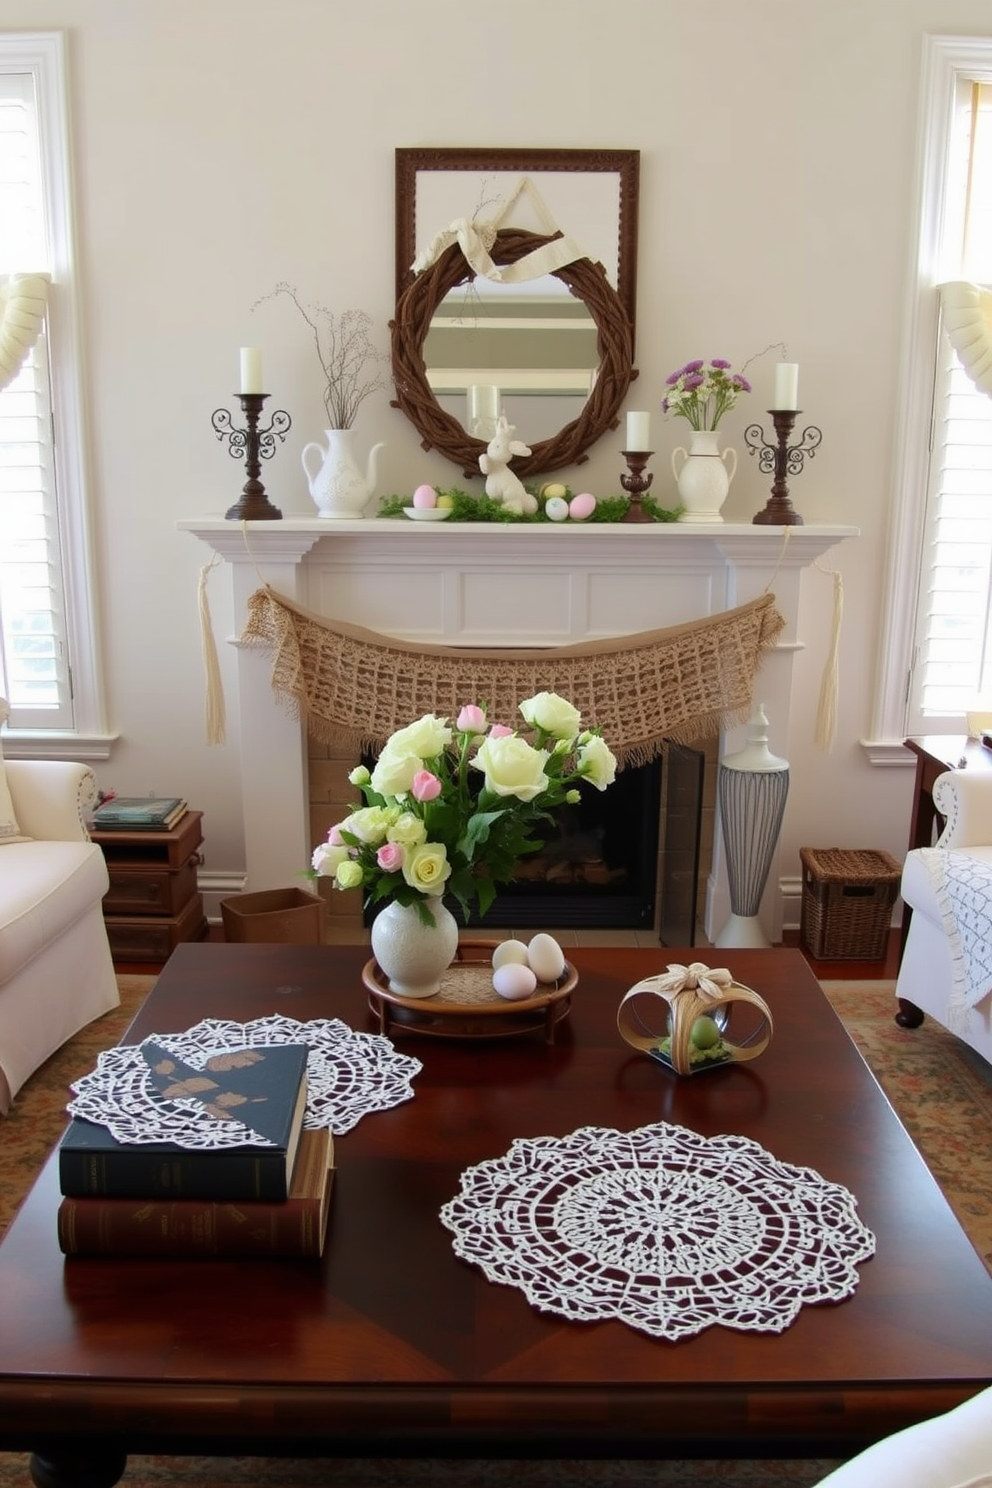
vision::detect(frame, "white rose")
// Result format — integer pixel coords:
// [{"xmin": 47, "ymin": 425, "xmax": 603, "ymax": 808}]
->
[
  {"xmin": 387, "ymin": 812, "xmax": 427, "ymax": 847},
  {"xmin": 577, "ymin": 734, "xmax": 618, "ymax": 791},
  {"xmin": 402, "ymin": 841, "xmax": 452, "ymax": 895},
  {"xmin": 384, "ymin": 713, "xmax": 452, "ymax": 759},
  {"xmin": 370, "ymin": 747, "xmax": 421, "ymax": 797},
  {"xmin": 311, "ymin": 841, "xmax": 350, "ymax": 876},
  {"xmin": 473, "ymin": 734, "xmax": 550, "ymax": 802},
  {"xmin": 518, "ymin": 691, "xmax": 581, "ymax": 741},
  {"xmin": 340, "ymin": 805, "xmax": 396, "ymax": 844}
]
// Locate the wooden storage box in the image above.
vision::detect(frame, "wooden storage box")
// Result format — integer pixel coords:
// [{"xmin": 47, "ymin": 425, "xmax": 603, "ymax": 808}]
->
[
  {"xmin": 220, "ymin": 887, "xmax": 324, "ymax": 945},
  {"xmin": 799, "ymin": 847, "xmax": 902, "ymax": 960}
]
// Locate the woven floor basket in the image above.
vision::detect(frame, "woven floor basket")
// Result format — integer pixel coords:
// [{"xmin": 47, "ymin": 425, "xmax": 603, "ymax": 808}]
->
[{"xmin": 799, "ymin": 847, "xmax": 902, "ymax": 960}]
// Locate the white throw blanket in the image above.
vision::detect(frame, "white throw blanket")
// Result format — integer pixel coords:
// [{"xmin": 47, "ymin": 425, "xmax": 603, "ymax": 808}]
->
[{"xmin": 920, "ymin": 847, "xmax": 992, "ymax": 1032}]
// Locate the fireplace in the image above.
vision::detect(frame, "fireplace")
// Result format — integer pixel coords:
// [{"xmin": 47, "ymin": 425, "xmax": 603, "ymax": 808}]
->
[
  {"xmin": 358, "ymin": 756, "xmax": 665, "ymax": 932},
  {"xmin": 181, "ymin": 517, "xmax": 855, "ymax": 943}
]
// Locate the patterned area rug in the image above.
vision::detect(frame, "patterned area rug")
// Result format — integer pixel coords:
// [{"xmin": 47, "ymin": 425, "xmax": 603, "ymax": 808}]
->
[{"xmin": 0, "ymin": 973, "xmax": 989, "ymax": 1488}]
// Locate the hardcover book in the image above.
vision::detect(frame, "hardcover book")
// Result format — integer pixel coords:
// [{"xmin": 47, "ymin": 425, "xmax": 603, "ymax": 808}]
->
[
  {"xmin": 59, "ymin": 1042, "xmax": 309, "ymax": 1201},
  {"xmin": 57, "ymin": 1126, "xmax": 334, "ymax": 1259},
  {"xmin": 91, "ymin": 796, "xmax": 187, "ymax": 830}
]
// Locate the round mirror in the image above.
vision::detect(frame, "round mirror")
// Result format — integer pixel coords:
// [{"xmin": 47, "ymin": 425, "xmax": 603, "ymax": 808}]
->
[
  {"xmin": 391, "ymin": 227, "xmax": 637, "ymax": 480},
  {"xmin": 425, "ymin": 273, "xmax": 600, "ymax": 448}
]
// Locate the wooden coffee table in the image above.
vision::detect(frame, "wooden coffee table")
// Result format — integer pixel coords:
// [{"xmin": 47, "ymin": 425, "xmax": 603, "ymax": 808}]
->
[{"xmin": 2, "ymin": 943, "xmax": 991, "ymax": 1487}]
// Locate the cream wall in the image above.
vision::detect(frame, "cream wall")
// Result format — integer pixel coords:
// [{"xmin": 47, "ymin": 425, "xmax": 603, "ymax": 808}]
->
[{"xmin": 0, "ymin": 0, "xmax": 981, "ymax": 908}]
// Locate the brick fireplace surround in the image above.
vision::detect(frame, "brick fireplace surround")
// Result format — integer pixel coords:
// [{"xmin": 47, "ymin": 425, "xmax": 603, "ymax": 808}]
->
[{"xmin": 181, "ymin": 518, "xmax": 855, "ymax": 944}]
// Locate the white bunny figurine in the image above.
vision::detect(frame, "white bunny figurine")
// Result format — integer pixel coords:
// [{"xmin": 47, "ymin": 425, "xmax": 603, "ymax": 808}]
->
[{"xmin": 478, "ymin": 415, "xmax": 538, "ymax": 515}]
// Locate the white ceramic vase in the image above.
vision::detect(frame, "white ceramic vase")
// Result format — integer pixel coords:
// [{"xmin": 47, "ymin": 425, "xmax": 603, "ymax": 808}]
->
[
  {"xmin": 672, "ymin": 429, "xmax": 738, "ymax": 524},
  {"xmin": 370, "ymin": 898, "xmax": 459, "ymax": 999},
  {"xmin": 300, "ymin": 428, "xmax": 385, "ymax": 519}
]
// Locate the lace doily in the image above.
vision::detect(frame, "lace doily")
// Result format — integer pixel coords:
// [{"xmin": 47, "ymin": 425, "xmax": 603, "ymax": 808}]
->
[
  {"xmin": 440, "ymin": 1121, "xmax": 875, "ymax": 1342},
  {"xmin": 67, "ymin": 1014, "xmax": 421, "ymax": 1147}
]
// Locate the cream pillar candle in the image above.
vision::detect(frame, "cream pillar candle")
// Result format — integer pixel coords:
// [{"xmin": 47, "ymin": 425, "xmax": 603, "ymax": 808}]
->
[
  {"xmin": 626, "ymin": 411, "xmax": 650, "ymax": 449},
  {"xmin": 773, "ymin": 363, "xmax": 799, "ymax": 410},
  {"xmin": 240, "ymin": 348, "xmax": 263, "ymax": 395}
]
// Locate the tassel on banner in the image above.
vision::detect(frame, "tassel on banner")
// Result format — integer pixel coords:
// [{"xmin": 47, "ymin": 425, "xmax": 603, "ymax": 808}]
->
[
  {"xmin": 814, "ymin": 562, "xmax": 843, "ymax": 751},
  {"xmin": 197, "ymin": 556, "xmax": 226, "ymax": 745}
]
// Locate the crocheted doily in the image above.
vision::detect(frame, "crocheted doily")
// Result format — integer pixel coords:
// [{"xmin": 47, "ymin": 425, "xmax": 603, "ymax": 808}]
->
[
  {"xmin": 67, "ymin": 1014, "xmax": 421, "ymax": 1147},
  {"xmin": 440, "ymin": 1121, "xmax": 875, "ymax": 1342}
]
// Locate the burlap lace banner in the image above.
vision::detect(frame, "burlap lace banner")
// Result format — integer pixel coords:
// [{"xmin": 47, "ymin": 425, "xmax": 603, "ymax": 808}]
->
[{"xmin": 239, "ymin": 586, "xmax": 784, "ymax": 767}]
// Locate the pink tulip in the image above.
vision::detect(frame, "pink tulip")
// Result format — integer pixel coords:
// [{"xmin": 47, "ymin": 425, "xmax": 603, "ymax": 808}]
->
[
  {"xmin": 457, "ymin": 703, "xmax": 487, "ymax": 733},
  {"xmin": 412, "ymin": 770, "xmax": 442, "ymax": 802},
  {"xmin": 328, "ymin": 824, "xmax": 345, "ymax": 846},
  {"xmin": 376, "ymin": 842, "xmax": 405, "ymax": 872},
  {"xmin": 489, "ymin": 723, "xmax": 514, "ymax": 739}
]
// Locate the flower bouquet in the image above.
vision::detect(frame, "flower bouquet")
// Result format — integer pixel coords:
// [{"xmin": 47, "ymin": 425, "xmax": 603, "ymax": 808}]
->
[
  {"xmin": 311, "ymin": 693, "xmax": 618, "ymax": 924},
  {"xmin": 662, "ymin": 358, "xmax": 751, "ymax": 431}
]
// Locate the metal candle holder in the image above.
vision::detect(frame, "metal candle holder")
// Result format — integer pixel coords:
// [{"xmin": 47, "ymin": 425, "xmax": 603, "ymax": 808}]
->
[
  {"xmin": 211, "ymin": 393, "xmax": 292, "ymax": 520},
  {"xmin": 743, "ymin": 410, "xmax": 822, "ymax": 526},
  {"xmin": 620, "ymin": 450, "xmax": 655, "ymax": 524}
]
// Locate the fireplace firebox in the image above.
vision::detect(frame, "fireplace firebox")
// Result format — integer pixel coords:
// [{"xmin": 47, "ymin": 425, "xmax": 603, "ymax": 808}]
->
[{"xmin": 360, "ymin": 758, "xmax": 667, "ymax": 932}]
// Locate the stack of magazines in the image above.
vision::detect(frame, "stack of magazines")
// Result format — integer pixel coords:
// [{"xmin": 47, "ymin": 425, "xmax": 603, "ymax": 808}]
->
[{"xmin": 90, "ymin": 796, "xmax": 188, "ymax": 831}]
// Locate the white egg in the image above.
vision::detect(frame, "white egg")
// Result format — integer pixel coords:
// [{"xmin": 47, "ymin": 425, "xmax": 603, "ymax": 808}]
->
[
  {"xmin": 492, "ymin": 962, "xmax": 538, "ymax": 1001},
  {"xmin": 545, "ymin": 496, "xmax": 569, "ymax": 522},
  {"xmin": 527, "ymin": 932, "xmax": 566, "ymax": 983},
  {"xmin": 492, "ymin": 939, "xmax": 529, "ymax": 970}
]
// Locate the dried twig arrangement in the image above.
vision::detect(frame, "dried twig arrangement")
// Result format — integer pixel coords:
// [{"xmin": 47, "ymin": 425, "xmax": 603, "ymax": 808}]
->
[{"xmin": 255, "ymin": 283, "xmax": 387, "ymax": 429}]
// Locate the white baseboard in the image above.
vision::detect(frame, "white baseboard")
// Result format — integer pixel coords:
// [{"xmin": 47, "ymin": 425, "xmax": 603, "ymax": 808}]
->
[{"xmin": 197, "ymin": 869, "xmax": 247, "ymax": 924}]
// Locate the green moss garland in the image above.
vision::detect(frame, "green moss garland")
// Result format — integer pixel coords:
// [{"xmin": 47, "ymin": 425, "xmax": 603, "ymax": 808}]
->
[{"xmin": 376, "ymin": 489, "xmax": 681, "ymax": 524}]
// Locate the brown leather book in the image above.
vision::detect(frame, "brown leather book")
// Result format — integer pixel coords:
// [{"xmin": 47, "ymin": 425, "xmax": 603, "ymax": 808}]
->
[{"xmin": 57, "ymin": 1127, "xmax": 333, "ymax": 1259}]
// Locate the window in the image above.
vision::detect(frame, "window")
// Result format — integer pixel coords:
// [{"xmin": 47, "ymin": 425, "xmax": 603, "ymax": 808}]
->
[
  {"xmin": 0, "ymin": 32, "xmax": 105, "ymax": 749},
  {"xmin": 873, "ymin": 37, "xmax": 992, "ymax": 752}
]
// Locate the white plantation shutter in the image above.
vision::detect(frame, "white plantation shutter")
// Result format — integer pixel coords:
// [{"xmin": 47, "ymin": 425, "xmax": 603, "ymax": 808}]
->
[
  {"xmin": 0, "ymin": 333, "xmax": 69, "ymax": 718},
  {"xmin": 0, "ymin": 36, "xmax": 87, "ymax": 734},
  {"xmin": 907, "ymin": 78, "xmax": 992, "ymax": 732}
]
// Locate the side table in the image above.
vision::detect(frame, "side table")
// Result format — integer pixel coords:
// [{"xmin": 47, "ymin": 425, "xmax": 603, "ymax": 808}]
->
[{"xmin": 89, "ymin": 810, "xmax": 208, "ymax": 964}]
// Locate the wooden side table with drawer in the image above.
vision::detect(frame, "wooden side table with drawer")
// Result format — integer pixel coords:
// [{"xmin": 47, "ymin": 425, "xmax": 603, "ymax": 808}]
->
[{"xmin": 89, "ymin": 810, "xmax": 208, "ymax": 963}]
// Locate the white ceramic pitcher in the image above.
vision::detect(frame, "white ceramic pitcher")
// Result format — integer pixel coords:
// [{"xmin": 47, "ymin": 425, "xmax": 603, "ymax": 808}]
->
[{"xmin": 301, "ymin": 428, "xmax": 385, "ymax": 519}]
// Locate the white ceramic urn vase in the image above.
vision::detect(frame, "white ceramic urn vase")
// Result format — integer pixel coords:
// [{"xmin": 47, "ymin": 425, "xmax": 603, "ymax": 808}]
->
[
  {"xmin": 301, "ymin": 428, "xmax": 385, "ymax": 519},
  {"xmin": 370, "ymin": 898, "xmax": 459, "ymax": 999},
  {"xmin": 672, "ymin": 429, "xmax": 738, "ymax": 524}
]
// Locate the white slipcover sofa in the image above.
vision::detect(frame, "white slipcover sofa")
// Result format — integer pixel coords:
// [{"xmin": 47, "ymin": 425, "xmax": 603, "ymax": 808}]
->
[
  {"xmin": 895, "ymin": 767, "xmax": 992, "ymax": 1065},
  {"xmin": 813, "ymin": 1382, "xmax": 992, "ymax": 1487},
  {"xmin": 0, "ymin": 749, "xmax": 119, "ymax": 1114}
]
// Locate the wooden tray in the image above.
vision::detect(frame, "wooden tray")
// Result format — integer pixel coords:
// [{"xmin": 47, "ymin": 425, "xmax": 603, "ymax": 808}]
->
[{"xmin": 363, "ymin": 940, "xmax": 576, "ymax": 1042}]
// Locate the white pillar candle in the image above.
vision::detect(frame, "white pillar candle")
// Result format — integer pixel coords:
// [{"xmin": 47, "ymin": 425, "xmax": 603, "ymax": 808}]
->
[
  {"xmin": 773, "ymin": 363, "xmax": 799, "ymax": 410},
  {"xmin": 240, "ymin": 347, "xmax": 263, "ymax": 394},
  {"xmin": 467, "ymin": 384, "xmax": 500, "ymax": 435},
  {"xmin": 626, "ymin": 411, "xmax": 651, "ymax": 449}
]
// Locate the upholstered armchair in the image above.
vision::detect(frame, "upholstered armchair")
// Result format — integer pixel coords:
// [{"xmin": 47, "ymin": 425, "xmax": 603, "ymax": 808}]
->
[{"xmin": 895, "ymin": 767, "xmax": 992, "ymax": 1065}]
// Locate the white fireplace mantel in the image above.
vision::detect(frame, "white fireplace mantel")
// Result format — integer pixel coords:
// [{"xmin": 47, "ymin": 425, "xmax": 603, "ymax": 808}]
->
[{"xmin": 180, "ymin": 517, "xmax": 857, "ymax": 940}]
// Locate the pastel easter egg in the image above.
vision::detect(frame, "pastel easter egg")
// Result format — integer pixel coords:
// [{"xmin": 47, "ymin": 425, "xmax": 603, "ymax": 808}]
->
[
  {"xmin": 492, "ymin": 962, "xmax": 538, "ymax": 1001},
  {"xmin": 527, "ymin": 932, "xmax": 566, "ymax": 983},
  {"xmin": 541, "ymin": 481, "xmax": 568, "ymax": 499},
  {"xmin": 492, "ymin": 939, "xmax": 529, "ymax": 970},
  {"xmin": 569, "ymin": 492, "xmax": 596, "ymax": 521},
  {"xmin": 545, "ymin": 496, "xmax": 569, "ymax": 522},
  {"xmin": 412, "ymin": 484, "xmax": 437, "ymax": 509}
]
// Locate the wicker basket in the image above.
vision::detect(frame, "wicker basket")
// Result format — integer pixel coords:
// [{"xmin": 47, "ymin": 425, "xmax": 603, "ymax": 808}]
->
[{"xmin": 799, "ymin": 847, "xmax": 902, "ymax": 960}]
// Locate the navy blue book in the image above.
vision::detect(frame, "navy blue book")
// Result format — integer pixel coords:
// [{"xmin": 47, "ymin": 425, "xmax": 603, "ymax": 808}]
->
[{"xmin": 58, "ymin": 1042, "xmax": 309, "ymax": 1201}]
